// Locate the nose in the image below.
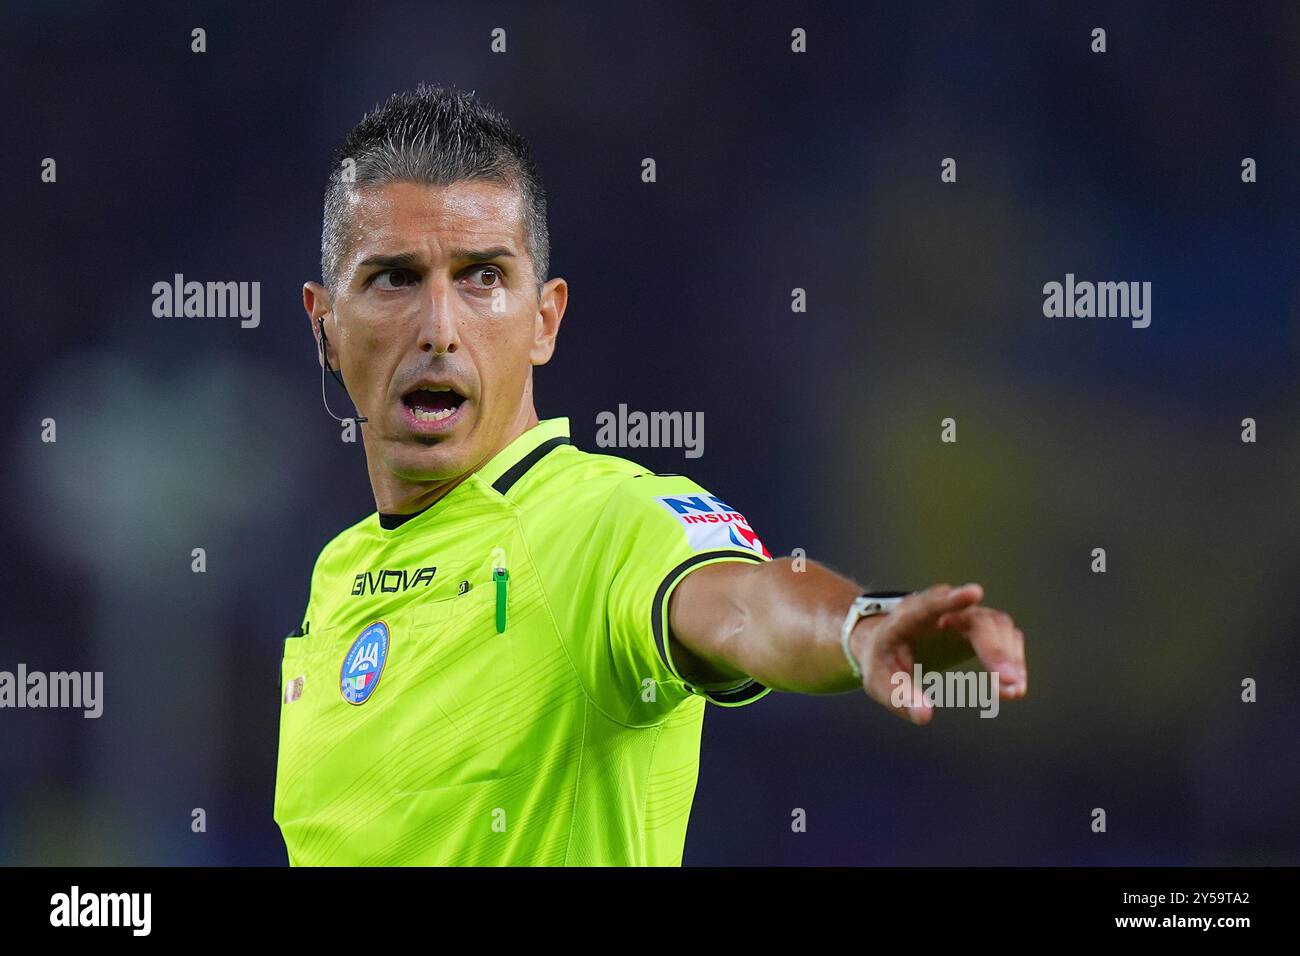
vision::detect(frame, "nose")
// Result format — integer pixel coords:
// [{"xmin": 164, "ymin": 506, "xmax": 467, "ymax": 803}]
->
[{"xmin": 415, "ymin": 281, "xmax": 460, "ymax": 355}]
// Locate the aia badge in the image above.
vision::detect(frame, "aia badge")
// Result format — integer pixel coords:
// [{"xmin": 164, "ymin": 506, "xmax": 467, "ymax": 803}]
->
[
  {"xmin": 340, "ymin": 621, "xmax": 389, "ymax": 705},
  {"xmin": 655, "ymin": 494, "xmax": 772, "ymax": 558}
]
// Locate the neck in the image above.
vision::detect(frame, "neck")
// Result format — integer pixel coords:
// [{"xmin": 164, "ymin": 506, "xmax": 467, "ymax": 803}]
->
[{"xmin": 366, "ymin": 404, "xmax": 541, "ymax": 516}]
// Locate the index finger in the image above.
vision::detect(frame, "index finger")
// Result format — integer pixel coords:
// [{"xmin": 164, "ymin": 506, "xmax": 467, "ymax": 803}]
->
[
  {"xmin": 939, "ymin": 607, "xmax": 1027, "ymax": 695},
  {"xmin": 893, "ymin": 582, "xmax": 984, "ymax": 632}
]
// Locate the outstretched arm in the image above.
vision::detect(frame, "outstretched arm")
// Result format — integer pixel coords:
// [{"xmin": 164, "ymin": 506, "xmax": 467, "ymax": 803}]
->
[{"xmin": 667, "ymin": 557, "xmax": 1027, "ymax": 724}]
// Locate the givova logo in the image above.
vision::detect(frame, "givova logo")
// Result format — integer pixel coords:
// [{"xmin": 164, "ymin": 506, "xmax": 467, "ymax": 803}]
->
[{"xmin": 656, "ymin": 495, "xmax": 771, "ymax": 558}]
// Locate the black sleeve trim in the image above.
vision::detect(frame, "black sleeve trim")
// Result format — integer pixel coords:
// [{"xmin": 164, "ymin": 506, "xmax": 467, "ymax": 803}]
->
[
  {"xmin": 651, "ymin": 550, "xmax": 769, "ymax": 705},
  {"xmin": 491, "ymin": 436, "xmax": 573, "ymax": 496}
]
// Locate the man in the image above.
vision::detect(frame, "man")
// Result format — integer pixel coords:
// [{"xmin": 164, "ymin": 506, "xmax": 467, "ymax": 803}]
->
[{"xmin": 273, "ymin": 84, "xmax": 1028, "ymax": 866}]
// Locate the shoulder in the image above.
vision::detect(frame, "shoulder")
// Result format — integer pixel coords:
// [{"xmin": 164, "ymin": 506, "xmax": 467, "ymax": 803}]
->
[
  {"xmin": 514, "ymin": 442, "xmax": 713, "ymax": 523},
  {"xmin": 524, "ymin": 441, "xmax": 651, "ymax": 487},
  {"xmin": 516, "ymin": 444, "xmax": 771, "ymax": 564}
]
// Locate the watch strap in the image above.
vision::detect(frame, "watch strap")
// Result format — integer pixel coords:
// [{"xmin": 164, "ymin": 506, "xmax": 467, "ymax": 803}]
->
[{"xmin": 840, "ymin": 591, "xmax": 910, "ymax": 680}]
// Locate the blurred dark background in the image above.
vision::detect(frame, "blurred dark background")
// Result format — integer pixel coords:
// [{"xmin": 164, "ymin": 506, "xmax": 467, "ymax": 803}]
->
[{"xmin": 1, "ymin": 0, "xmax": 1297, "ymax": 865}]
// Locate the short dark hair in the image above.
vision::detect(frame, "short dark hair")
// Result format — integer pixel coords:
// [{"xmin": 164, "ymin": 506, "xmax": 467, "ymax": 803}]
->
[{"xmin": 321, "ymin": 83, "xmax": 549, "ymax": 296}]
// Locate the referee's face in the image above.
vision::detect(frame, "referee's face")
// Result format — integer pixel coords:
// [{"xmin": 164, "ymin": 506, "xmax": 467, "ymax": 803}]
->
[{"xmin": 304, "ymin": 179, "xmax": 566, "ymax": 491}]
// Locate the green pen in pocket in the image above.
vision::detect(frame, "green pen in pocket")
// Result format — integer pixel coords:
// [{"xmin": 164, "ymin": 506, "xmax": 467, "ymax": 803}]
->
[{"xmin": 493, "ymin": 566, "xmax": 509, "ymax": 632}]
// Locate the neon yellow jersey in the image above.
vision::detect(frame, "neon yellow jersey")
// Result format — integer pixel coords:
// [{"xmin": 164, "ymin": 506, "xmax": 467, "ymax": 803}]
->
[{"xmin": 273, "ymin": 417, "xmax": 774, "ymax": 866}]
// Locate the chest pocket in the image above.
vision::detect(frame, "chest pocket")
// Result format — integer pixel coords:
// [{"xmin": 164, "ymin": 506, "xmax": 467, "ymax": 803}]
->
[
  {"xmin": 395, "ymin": 562, "xmax": 524, "ymax": 788},
  {"xmin": 275, "ymin": 563, "xmax": 528, "ymax": 804}
]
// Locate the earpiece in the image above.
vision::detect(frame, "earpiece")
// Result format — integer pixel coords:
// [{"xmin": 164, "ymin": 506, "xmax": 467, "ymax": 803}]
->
[{"xmin": 317, "ymin": 319, "xmax": 368, "ymax": 424}]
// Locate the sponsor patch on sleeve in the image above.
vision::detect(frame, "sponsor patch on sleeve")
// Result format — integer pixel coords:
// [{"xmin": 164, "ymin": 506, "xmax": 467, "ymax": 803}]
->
[{"xmin": 655, "ymin": 494, "xmax": 772, "ymax": 558}]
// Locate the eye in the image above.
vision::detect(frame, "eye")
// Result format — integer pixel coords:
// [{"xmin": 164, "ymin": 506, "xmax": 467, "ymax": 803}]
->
[
  {"xmin": 466, "ymin": 265, "xmax": 502, "ymax": 288},
  {"xmin": 372, "ymin": 269, "xmax": 418, "ymax": 291}
]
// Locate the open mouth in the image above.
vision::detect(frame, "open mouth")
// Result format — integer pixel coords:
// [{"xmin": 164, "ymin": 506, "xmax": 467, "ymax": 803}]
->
[{"xmin": 401, "ymin": 385, "xmax": 467, "ymax": 424}]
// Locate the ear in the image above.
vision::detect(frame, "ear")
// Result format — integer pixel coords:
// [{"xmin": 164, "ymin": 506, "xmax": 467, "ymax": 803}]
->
[
  {"xmin": 529, "ymin": 277, "xmax": 568, "ymax": 366},
  {"xmin": 303, "ymin": 281, "xmax": 334, "ymax": 369}
]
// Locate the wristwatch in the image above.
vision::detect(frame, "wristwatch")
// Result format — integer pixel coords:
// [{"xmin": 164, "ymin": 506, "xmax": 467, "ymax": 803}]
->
[{"xmin": 840, "ymin": 591, "xmax": 911, "ymax": 680}]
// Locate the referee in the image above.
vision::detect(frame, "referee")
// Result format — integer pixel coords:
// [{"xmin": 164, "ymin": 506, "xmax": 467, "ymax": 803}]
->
[{"xmin": 274, "ymin": 84, "xmax": 1028, "ymax": 866}]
